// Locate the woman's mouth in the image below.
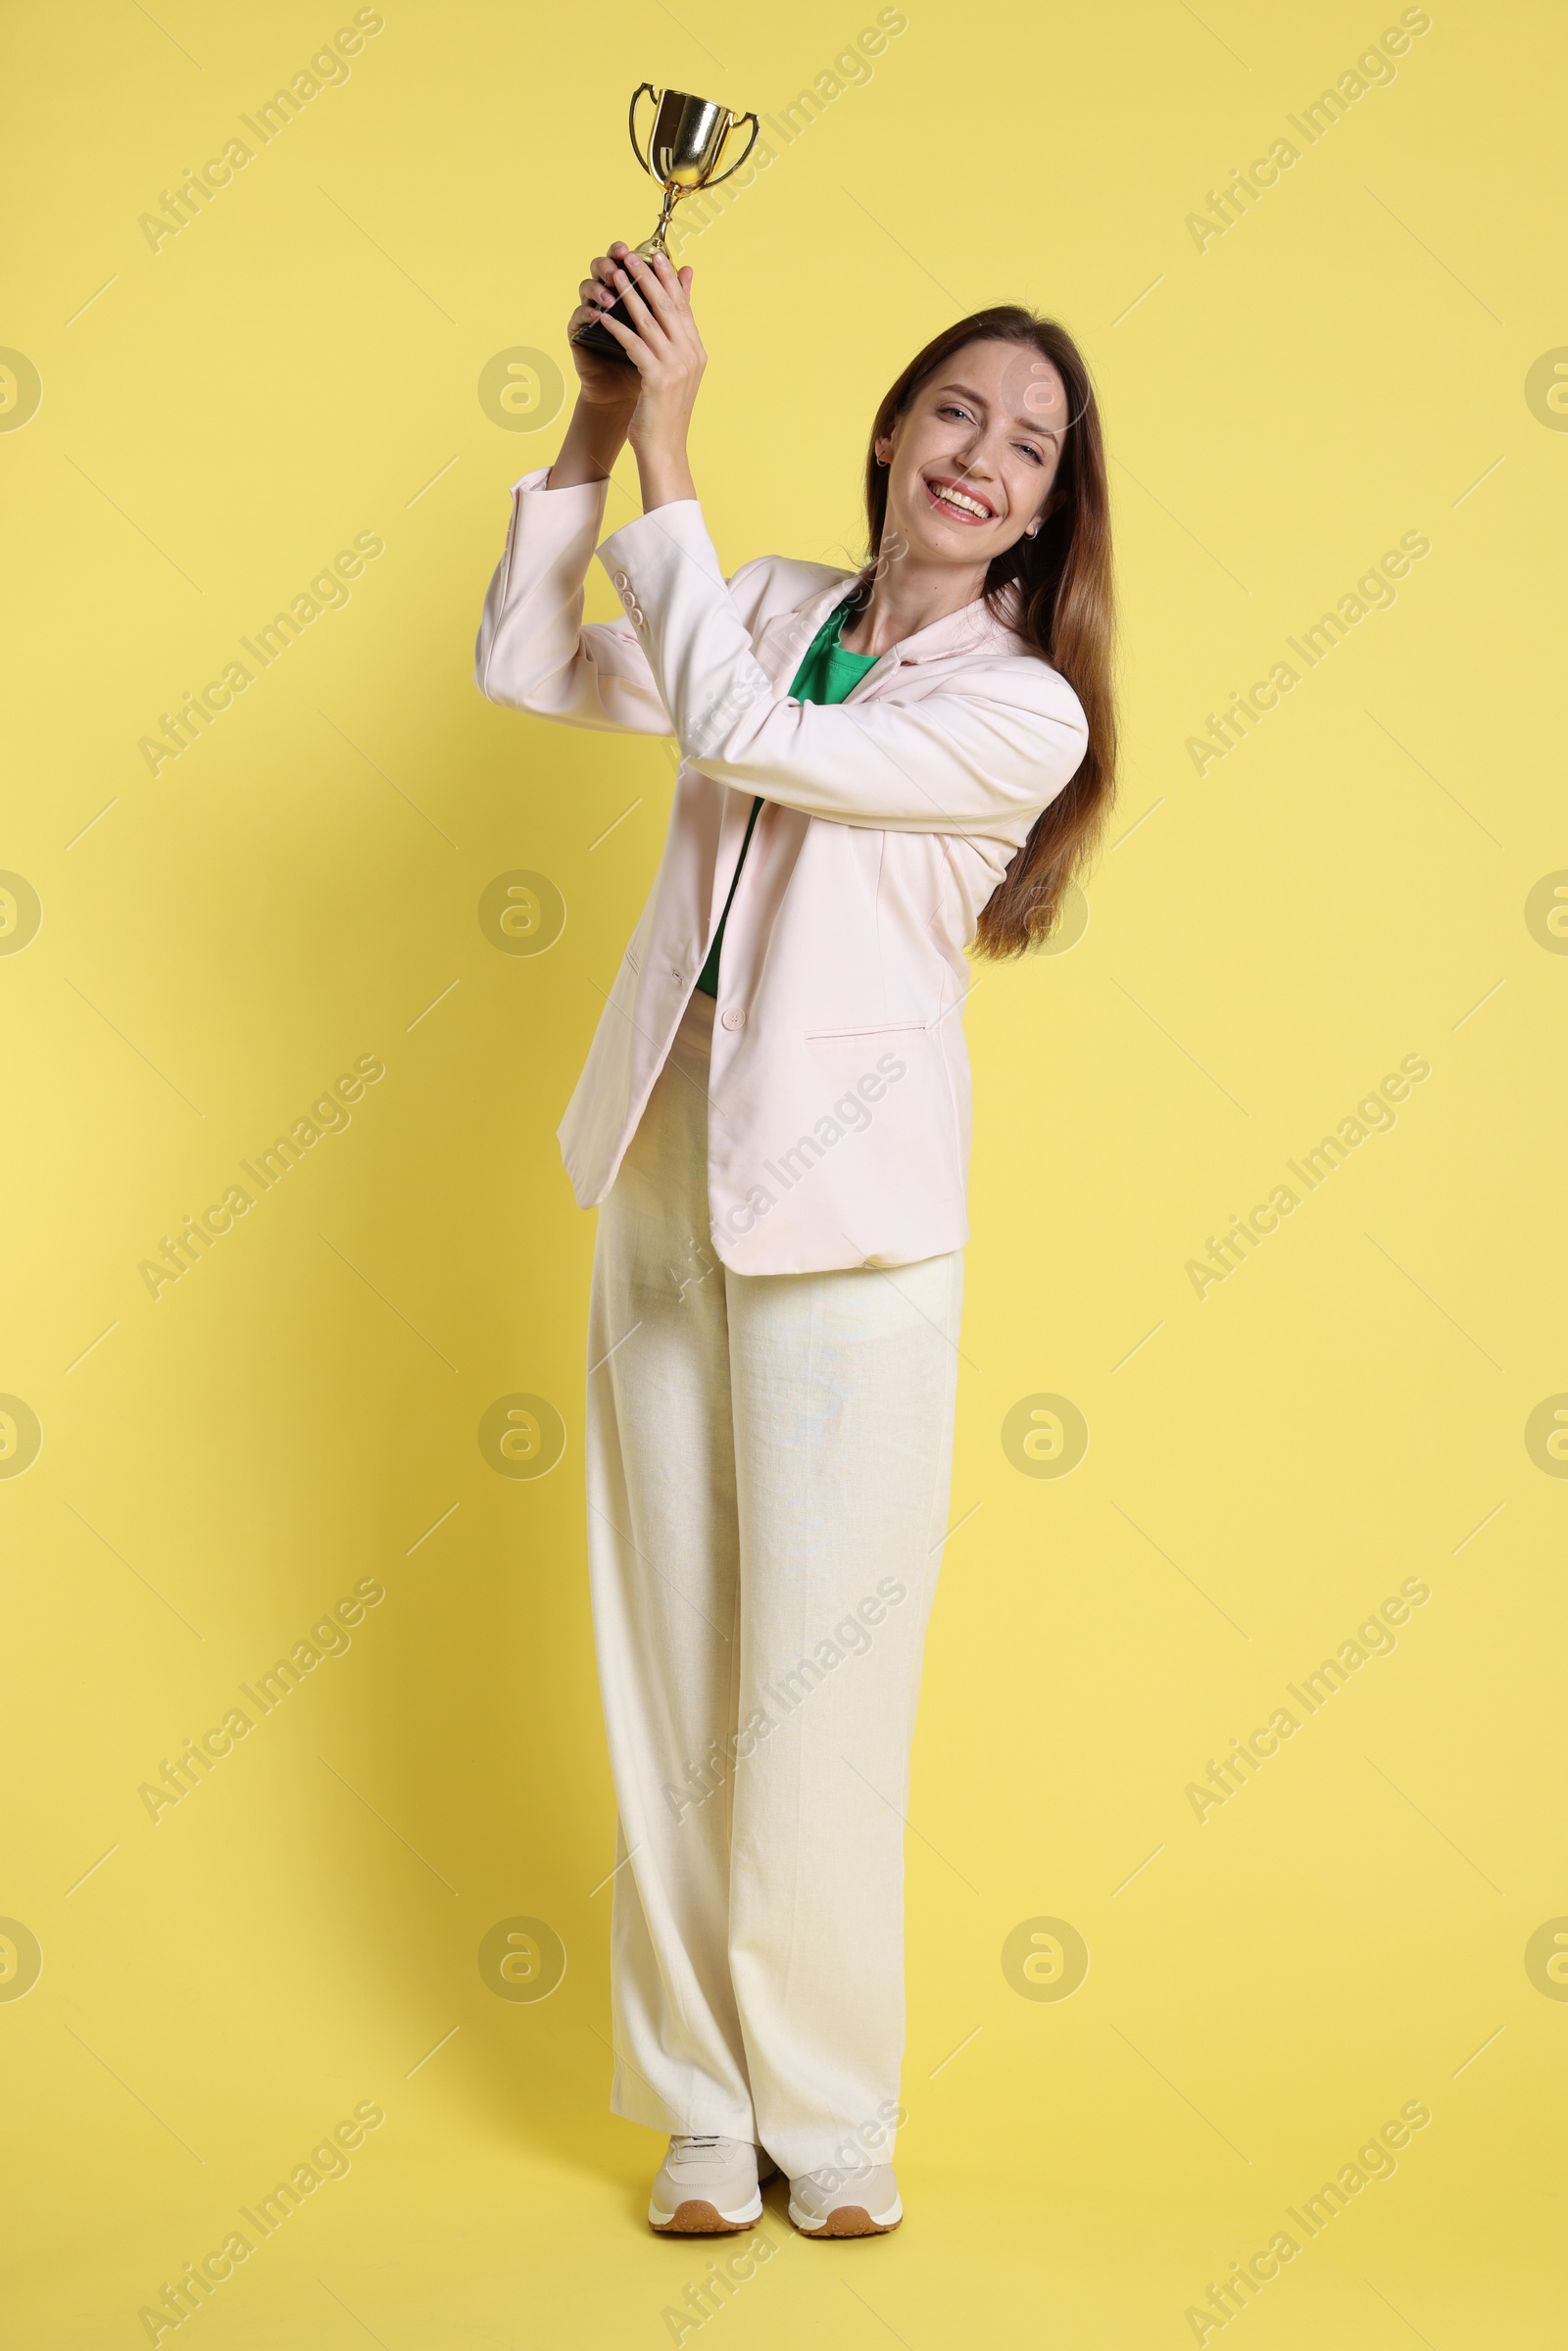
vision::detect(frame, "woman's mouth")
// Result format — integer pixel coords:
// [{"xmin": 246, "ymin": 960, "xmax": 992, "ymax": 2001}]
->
[{"xmin": 922, "ymin": 475, "xmax": 995, "ymax": 525}]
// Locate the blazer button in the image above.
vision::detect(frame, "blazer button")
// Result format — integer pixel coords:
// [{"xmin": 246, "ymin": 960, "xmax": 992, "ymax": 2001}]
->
[
  {"xmin": 720, "ymin": 1005, "xmax": 746, "ymax": 1029},
  {"xmin": 612, "ymin": 570, "xmax": 630, "ymax": 590}
]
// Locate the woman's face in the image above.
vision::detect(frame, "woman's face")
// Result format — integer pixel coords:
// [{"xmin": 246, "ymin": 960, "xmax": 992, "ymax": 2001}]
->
[{"xmin": 876, "ymin": 337, "xmax": 1068, "ymax": 573}]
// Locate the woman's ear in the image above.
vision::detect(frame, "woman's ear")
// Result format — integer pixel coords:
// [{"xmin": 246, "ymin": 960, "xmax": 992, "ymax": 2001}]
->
[{"xmin": 1026, "ymin": 486, "xmax": 1066, "ymax": 536}]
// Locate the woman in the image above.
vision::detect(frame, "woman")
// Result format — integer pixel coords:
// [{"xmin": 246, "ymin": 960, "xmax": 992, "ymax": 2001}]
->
[{"xmin": 475, "ymin": 244, "xmax": 1115, "ymax": 2238}]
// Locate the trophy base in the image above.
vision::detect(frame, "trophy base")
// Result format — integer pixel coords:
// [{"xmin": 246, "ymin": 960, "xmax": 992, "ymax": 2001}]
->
[{"xmin": 571, "ymin": 290, "xmax": 644, "ymax": 364}]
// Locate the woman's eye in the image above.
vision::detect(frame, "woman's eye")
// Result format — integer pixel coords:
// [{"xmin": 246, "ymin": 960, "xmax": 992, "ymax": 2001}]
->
[{"xmin": 1016, "ymin": 444, "xmax": 1044, "ymax": 464}]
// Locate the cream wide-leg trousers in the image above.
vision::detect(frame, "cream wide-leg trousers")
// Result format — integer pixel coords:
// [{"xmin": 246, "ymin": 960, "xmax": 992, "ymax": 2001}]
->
[{"xmin": 583, "ymin": 986, "xmax": 964, "ymax": 2182}]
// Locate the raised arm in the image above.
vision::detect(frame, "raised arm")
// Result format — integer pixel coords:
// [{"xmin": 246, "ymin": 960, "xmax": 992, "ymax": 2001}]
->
[
  {"xmin": 601, "ymin": 491, "xmax": 1087, "ymax": 835},
  {"xmin": 472, "ymin": 244, "xmax": 680, "ymax": 734},
  {"xmin": 584, "ymin": 253, "xmax": 1089, "ymax": 837}
]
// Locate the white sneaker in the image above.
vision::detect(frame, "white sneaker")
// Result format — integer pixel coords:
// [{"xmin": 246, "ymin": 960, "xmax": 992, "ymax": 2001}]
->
[
  {"xmin": 648, "ymin": 2135, "xmax": 777, "ymax": 2233},
  {"xmin": 788, "ymin": 2162, "xmax": 903, "ymax": 2237}
]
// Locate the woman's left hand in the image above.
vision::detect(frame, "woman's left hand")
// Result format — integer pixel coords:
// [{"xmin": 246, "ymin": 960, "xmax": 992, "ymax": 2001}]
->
[{"xmin": 596, "ymin": 248, "xmax": 706, "ymax": 509}]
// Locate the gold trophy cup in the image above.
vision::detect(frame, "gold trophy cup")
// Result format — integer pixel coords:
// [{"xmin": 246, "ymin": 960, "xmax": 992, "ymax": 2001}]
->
[{"xmin": 572, "ymin": 84, "xmax": 759, "ymax": 361}]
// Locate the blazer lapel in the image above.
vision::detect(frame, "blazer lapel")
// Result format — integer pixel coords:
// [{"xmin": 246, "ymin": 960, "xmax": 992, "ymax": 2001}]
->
[
  {"xmin": 700, "ymin": 573, "xmax": 863, "ymax": 937},
  {"xmin": 696, "ymin": 568, "xmax": 1027, "ymax": 943}
]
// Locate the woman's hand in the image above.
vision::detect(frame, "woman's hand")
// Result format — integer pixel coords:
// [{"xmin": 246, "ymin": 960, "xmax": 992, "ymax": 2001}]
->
[
  {"xmin": 547, "ymin": 245, "xmax": 645, "ymax": 488},
  {"xmin": 568, "ymin": 244, "xmax": 644, "ymax": 411},
  {"xmin": 594, "ymin": 249, "xmax": 706, "ymax": 511},
  {"xmin": 547, "ymin": 246, "xmax": 703, "ymax": 501}
]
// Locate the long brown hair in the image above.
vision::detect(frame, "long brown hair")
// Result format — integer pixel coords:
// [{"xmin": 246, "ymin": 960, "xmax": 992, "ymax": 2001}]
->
[{"xmin": 862, "ymin": 307, "xmax": 1116, "ymax": 958}]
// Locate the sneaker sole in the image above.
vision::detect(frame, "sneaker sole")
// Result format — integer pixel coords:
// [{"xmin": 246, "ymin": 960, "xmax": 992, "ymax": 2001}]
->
[
  {"xmin": 789, "ymin": 2202, "xmax": 903, "ymax": 2238},
  {"xmin": 649, "ymin": 2193, "xmax": 763, "ymax": 2234}
]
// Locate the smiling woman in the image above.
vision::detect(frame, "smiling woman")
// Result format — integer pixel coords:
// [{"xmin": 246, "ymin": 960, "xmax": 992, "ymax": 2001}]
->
[
  {"xmin": 473, "ymin": 249, "xmax": 1117, "ymax": 2241},
  {"xmin": 852, "ymin": 307, "xmax": 1116, "ymax": 954}
]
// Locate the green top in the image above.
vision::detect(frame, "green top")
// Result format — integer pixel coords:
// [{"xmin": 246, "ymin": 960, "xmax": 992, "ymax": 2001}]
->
[{"xmin": 693, "ymin": 593, "xmax": 879, "ymax": 999}]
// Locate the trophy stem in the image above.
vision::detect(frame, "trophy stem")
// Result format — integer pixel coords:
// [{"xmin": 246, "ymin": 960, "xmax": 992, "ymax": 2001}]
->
[{"xmin": 635, "ymin": 183, "xmax": 681, "ymax": 259}]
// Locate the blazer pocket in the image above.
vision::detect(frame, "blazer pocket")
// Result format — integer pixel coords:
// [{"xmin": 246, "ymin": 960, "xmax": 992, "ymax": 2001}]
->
[{"xmin": 805, "ymin": 1019, "xmax": 929, "ymax": 1042}]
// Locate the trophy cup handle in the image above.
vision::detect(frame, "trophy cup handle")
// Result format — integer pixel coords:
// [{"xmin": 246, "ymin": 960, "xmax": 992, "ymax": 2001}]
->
[
  {"xmin": 627, "ymin": 82, "xmax": 659, "ymax": 179},
  {"xmin": 703, "ymin": 111, "xmax": 760, "ymax": 188}
]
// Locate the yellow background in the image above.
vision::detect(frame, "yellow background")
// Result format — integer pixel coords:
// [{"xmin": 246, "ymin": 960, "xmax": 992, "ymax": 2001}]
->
[{"xmin": 4, "ymin": 0, "xmax": 1565, "ymax": 2341}]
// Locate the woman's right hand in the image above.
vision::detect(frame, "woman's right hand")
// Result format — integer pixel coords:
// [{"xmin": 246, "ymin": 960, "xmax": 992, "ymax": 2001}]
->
[{"xmin": 569, "ymin": 245, "xmax": 641, "ymax": 408}]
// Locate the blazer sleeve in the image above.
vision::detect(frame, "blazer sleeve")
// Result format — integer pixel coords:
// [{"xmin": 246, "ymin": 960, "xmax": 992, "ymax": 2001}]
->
[
  {"xmin": 473, "ymin": 467, "xmax": 674, "ymax": 736},
  {"xmin": 596, "ymin": 499, "xmax": 1090, "ymax": 836}
]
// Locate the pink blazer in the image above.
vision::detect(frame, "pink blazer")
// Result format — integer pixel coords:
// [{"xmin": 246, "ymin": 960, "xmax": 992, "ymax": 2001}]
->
[{"xmin": 474, "ymin": 468, "xmax": 1089, "ymax": 1274}]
